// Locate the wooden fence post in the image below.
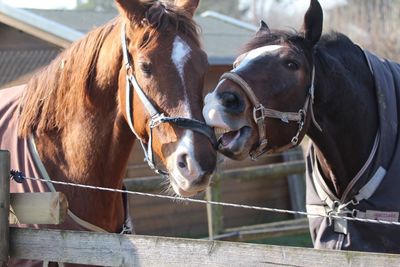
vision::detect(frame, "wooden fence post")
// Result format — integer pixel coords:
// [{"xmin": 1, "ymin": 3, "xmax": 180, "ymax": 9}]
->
[
  {"xmin": 284, "ymin": 147, "xmax": 306, "ymax": 218},
  {"xmin": 0, "ymin": 150, "xmax": 10, "ymax": 265},
  {"xmin": 206, "ymin": 172, "xmax": 223, "ymax": 239}
]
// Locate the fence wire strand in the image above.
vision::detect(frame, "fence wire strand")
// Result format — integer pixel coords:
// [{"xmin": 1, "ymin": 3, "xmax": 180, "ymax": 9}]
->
[{"xmin": 18, "ymin": 175, "xmax": 400, "ymax": 227}]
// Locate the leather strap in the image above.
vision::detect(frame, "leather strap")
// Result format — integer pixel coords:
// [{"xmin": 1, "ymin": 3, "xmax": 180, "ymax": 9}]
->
[
  {"xmin": 120, "ymin": 24, "xmax": 217, "ymax": 174},
  {"xmin": 28, "ymin": 135, "xmax": 109, "ymax": 233},
  {"xmin": 220, "ymin": 68, "xmax": 317, "ymax": 159}
]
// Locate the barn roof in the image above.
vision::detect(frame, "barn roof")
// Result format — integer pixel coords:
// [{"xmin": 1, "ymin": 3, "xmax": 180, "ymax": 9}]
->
[
  {"xmin": 0, "ymin": 3, "xmax": 256, "ymax": 64},
  {"xmin": 0, "ymin": 3, "xmax": 256, "ymax": 87},
  {"xmin": 0, "ymin": 49, "xmax": 60, "ymax": 87}
]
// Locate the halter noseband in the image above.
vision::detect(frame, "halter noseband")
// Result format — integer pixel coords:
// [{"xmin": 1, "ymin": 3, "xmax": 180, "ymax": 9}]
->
[
  {"xmin": 121, "ymin": 24, "xmax": 217, "ymax": 176},
  {"xmin": 220, "ymin": 66, "xmax": 321, "ymax": 160}
]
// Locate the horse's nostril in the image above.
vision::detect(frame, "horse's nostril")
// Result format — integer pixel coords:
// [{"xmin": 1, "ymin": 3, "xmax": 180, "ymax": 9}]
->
[
  {"xmin": 221, "ymin": 92, "xmax": 238, "ymax": 106},
  {"xmin": 219, "ymin": 92, "xmax": 243, "ymax": 113},
  {"xmin": 178, "ymin": 153, "xmax": 188, "ymax": 169}
]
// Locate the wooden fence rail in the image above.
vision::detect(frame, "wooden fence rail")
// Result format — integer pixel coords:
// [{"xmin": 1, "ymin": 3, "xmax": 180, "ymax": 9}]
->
[
  {"xmin": 214, "ymin": 217, "xmax": 310, "ymax": 241},
  {"xmin": 3, "ymin": 147, "xmax": 400, "ymax": 266},
  {"xmin": 124, "ymin": 158, "xmax": 307, "ymax": 240},
  {"xmin": 10, "ymin": 228, "xmax": 400, "ymax": 267},
  {"xmin": 124, "ymin": 160, "xmax": 305, "ymax": 192}
]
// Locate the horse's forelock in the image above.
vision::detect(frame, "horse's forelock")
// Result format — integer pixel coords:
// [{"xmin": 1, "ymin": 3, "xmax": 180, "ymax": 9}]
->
[
  {"xmin": 242, "ymin": 29, "xmax": 304, "ymax": 54},
  {"xmin": 140, "ymin": 1, "xmax": 200, "ymax": 47}
]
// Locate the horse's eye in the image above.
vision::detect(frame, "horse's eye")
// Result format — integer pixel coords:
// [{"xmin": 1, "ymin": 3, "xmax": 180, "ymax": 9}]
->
[
  {"xmin": 140, "ymin": 62, "xmax": 152, "ymax": 76},
  {"xmin": 285, "ymin": 61, "xmax": 299, "ymax": 70}
]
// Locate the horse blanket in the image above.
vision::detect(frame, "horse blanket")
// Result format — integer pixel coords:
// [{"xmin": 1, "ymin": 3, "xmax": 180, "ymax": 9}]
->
[
  {"xmin": 0, "ymin": 85, "xmax": 133, "ymax": 266},
  {"xmin": 305, "ymin": 51, "xmax": 400, "ymax": 253}
]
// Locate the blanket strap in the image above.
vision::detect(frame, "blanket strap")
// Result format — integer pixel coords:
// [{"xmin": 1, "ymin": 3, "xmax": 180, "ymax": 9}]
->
[
  {"xmin": 28, "ymin": 135, "xmax": 109, "ymax": 232},
  {"xmin": 306, "ymin": 131, "xmax": 392, "ymax": 235},
  {"xmin": 307, "ymin": 166, "xmax": 387, "ymax": 235}
]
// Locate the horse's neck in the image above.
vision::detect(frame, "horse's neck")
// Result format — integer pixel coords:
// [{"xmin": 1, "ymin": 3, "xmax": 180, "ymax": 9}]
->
[
  {"xmin": 307, "ymin": 50, "xmax": 378, "ymax": 197},
  {"xmin": 35, "ymin": 25, "xmax": 135, "ymax": 232}
]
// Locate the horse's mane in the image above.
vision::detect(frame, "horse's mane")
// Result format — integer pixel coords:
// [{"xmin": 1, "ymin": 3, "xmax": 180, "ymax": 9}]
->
[
  {"xmin": 242, "ymin": 29, "xmax": 305, "ymax": 54},
  {"xmin": 18, "ymin": 20, "xmax": 117, "ymax": 137},
  {"xmin": 18, "ymin": 0, "xmax": 200, "ymax": 137}
]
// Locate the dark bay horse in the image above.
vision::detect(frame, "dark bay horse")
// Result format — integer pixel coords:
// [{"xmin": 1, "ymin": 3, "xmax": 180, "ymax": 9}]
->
[
  {"xmin": 203, "ymin": 0, "xmax": 400, "ymax": 253},
  {"xmin": 0, "ymin": 0, "xmax": 217, "ymax": 265}
]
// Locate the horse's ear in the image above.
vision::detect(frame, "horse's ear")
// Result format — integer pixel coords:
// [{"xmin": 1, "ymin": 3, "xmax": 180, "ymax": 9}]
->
[
  {"xmin": 301, "ymin": 0, "xmax": 323, "ymax": 47},
  {"xmin": 115, "ymin": 0, "xmax": 147, "ymax": 24},
  {"xmin": 256, "ymin": 20, "xmax": 270, "ymax": 36},
  {"xmin": 174, "ymin": 0, "xmax": 200, "ymax": 18}
]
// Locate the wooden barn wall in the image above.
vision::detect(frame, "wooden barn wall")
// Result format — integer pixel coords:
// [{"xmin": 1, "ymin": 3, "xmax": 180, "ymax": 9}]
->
[
  {"xmin": 204, "ymin": 65, "xmax": 231, "ymax": 94},
  {"xmin": 125, "ymin": 136, "xmax": 291, "ymax": 238}
]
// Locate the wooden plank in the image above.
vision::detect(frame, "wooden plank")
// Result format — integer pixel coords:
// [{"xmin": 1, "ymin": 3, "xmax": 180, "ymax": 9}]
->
[
  {"xmin": 220, "ymin": 218, "xmax": 309, "ymax": 241},
  {"xmin": 222, "ymin": 160, "xmax": 305, "ymax": 182},
  {"xmin": 9, "ymin": 193, "xmax": 68, "ymax": 225},
  {"xmin": 125, "ymin": 147, "xmax": 280, "ymax": 178},
  {"xmin": 206, "ymin": 172, "xmax": 223, "ymax": 239},
  {"xmin": 127, "ymin": 176, "xmax": 290, "ymax": 237},
  {"xmin": 0, "ymin": 151, "xmax": 10, "ymax": 264},
  {"xmin": 124, "ymin": 177, "xmax": 164, "ymax": 192},
  {"xmin": 124, "ymin": 160, "xmax": 305, "ymax": 192},
  {"xmin": 9, "ymin": 228, "xmax": 400, "ymax": 267},
  {"xmin": 284, "ymin": 147, "xmax": 306, "ymax": 218}
]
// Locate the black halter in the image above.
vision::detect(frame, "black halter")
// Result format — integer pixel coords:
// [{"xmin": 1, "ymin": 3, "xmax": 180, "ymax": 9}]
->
[{"xmin": 121, "ymin": 24, "xmax": 217, "ymax": 176}]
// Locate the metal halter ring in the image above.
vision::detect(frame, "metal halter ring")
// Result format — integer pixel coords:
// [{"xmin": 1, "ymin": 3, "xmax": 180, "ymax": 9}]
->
[
  {"xmin": 150, "ymin": 113, "xmax": 166, "ymax": 128},
  {"xmin": 291, "ymin": 109, "xmax": 305, "ymax": 145},
  {"xmin": 253, "ymin": 104, "xmax": 266, "ymax": 123}
]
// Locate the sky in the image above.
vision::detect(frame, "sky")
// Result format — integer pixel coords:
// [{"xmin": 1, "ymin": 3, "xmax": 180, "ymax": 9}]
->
[
  {"xmin": 2, "ymin": 0, "xmax": 347, "ymax": 11},
  {"xmin": 0, "ymin": 0, "xmax": 347, "ymax": 15},
  {"xmin": 2, "ymin": 0, "xmax": 77, "ymax": 9}
]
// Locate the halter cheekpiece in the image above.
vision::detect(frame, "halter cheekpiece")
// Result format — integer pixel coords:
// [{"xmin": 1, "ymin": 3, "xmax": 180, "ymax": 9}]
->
[
  {"xmin": 120, "ymin": 24, "xmax": 217, "ymax": 175},
  {"xmin": 220, "ymin": 65, "xmax": 321, "ymax": 160}
]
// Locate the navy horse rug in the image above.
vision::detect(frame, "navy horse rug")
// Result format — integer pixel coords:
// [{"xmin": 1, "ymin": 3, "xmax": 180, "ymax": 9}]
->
[{"xmin": 306, "ymin": 51, "xmax": 400, "ymax": 252}]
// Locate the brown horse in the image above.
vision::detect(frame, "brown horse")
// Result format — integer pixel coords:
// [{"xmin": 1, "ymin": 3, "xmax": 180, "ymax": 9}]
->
[
  {"xmin": 0, "ymin": 0, "xmax": 217, "ymax": 265},
  {"xmin": 203, "ymin": 0, "xmax": 400, "ymax": 253}
]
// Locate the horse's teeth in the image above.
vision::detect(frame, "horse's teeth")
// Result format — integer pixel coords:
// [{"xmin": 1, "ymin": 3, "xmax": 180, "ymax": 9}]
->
[{"xmin": 214, "ymin": 128, "xmax": 230, "ymax": 135}]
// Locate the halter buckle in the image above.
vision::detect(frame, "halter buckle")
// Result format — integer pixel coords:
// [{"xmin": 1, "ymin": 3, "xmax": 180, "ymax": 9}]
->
[
  {"xmin": 150, "ymin": 113, "xmax": 166, "ymax": 128},
  {"xmin": 126, "ymin": 64, "xmax": 134, "ymax": 77},
  {"xmin": 253, "ymin": 105, "xmax": 265, "ymax": 123},
  {"xmin": 290, "ymin": 109, "xmax": 305, "ymax": 146},
  {"xmin": 250, "ymin": 139, "xmax": 268, "ymax": 160}
]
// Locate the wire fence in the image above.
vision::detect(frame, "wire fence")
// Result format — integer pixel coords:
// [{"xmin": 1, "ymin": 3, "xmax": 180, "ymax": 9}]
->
[{"xmin": 13, "ymin": 174, "xmax": 400, "ymax": 228}]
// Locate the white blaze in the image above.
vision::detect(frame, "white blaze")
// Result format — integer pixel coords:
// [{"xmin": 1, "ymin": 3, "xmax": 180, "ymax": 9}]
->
[
  {"xmin": 234, "ymin": 45, "xmax": 283, "ymax": 71},
  {"xmin": 203, "ymin": 91, "xmax": 232, "ymax": 130},
  {"xmin": 172, "ymin": 35, "xmax": 192, "ymax": 117},
  {"xmin": 169, "ymin": 130, "xmax": 198, "ymax": 185},
  {"xmin": 169, "ymin": 35, "xmax": 201, "ymax": 184},
  {"xmin": 172, "ymin": 36, "xmax": 192, "ymax": 87}
]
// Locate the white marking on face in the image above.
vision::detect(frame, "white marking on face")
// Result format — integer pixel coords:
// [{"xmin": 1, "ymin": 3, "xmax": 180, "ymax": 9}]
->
[
  {"xmin": 172, "ymin": 35, "xmax": 192, "ymax": 117},
  {"xmin": 168, "ymin": 36, "xmax": 203, "ymax": 191},
  {"xmin": 172, "ymin": 36, "xmax": 192, "ymax": 86},
  {"xmin": 167, "ymin": 130, "xmax": 202, "ymax": 190},
  {"xmin": 203, "ymin": 91, "xmax": 231, "ymax": 129},
  {"xmin": 234, "ymin": 45, "xmax": 283, "ymax": 71}
]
